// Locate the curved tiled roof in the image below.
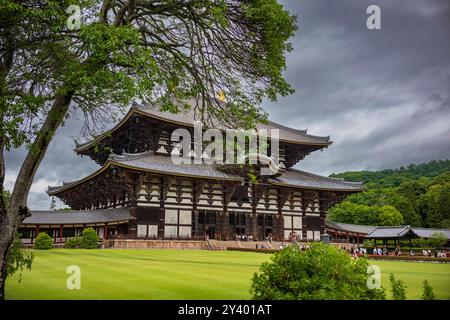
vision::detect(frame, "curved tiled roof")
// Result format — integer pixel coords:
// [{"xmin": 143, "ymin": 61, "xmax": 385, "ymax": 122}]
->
[
  {"xmin": 48, "ymin": 151, "xmax": 244, "ymax": 195},
  {"xmin": 326, "ymin": 222, "xmax": 450, "ymax": 239},
  {"xmin": 325, "ymin": 220, "xmax": 376, "ymax": 235},
  {"xmin": 409, "ymin": 228, "xmax": 450, "ymax": 239},
  {"xmin": 75, "ymin": 101, "xmax": 331, "ymax": 152},
  {"xmin": 48, "ymin": 152, "xmax": 361, "ymax": 195},
  {"xmin": 22, "ymin": 207, "xmax": 132, "ymax": 225},
  {"xmin": 268, "ymin": 169, "xmax": 364, "ymax": 192},
  {"xmin": 109, "ymin": 151, "xmax": 244, "ymax": 181}
]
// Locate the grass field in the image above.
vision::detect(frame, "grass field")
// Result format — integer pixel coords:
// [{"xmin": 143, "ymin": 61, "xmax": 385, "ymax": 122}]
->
[{"xmin": 6, "ymin": 249, "xmax": 450, "ymax": 300}]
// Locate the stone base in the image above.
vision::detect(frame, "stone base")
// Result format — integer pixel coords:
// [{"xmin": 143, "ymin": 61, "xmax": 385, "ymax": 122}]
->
[{"xmin": 110, "ymin": 239, "xmax": 208, "ymax": 249}]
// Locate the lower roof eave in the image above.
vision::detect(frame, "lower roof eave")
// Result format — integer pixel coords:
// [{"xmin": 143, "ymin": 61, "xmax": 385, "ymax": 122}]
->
[{"xmin": 267, "ymin": 180, "xmax": 363, "ymax": 193}]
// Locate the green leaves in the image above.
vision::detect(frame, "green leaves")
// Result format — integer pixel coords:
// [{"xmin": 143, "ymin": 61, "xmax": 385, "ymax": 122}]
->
[
  {"xmin": 389, "ymin": 273, "xmax": 407, "ymax": 300},
  {"xmin": 250, "ymin": 243, "xmax": 386, "ymax": 300},
  {"xmin": 6, "ymin": 232, "xmax": 34, "ymax": 282},
  {"xmin": 328, "ymin": 161, "xmax": 450, "ymax": 227},
  {"xmin": 422, "ymin": 280, "xmax": 436, "ymax": 300}
]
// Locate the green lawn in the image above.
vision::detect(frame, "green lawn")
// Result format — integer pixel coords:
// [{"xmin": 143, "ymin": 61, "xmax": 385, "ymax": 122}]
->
[{"xmin": 6, "ymin": 249, "xmax": 450, "ymax": 300}]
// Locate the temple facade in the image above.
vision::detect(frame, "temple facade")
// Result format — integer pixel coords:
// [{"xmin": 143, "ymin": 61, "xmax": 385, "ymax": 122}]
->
[{"xmin": 19, "ymin": 101, "xmax": 363, "ymax": 243}]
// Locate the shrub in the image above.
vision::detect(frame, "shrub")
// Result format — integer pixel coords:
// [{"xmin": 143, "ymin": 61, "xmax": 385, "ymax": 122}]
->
[
  {"xmin": 65, "ymin": 237, "xmax": 82, "ymax": 248},
  {"xmin": 428, "ymin": 232, "xmax": 448, "ymax": 249},
  {"xmin": 250, "ymin": 242, "xmax": 386, "ymax": 300},
  {"xmin": 34, "ymin": 232, "xmax": 53, "ymax": 250},
  {"xmin": 389, "ymin": 274, "xmax": 407, "ymax": 300},
  {"xmin": 422, "ymin": 280, "xmax": 436, "ymax": 300},
  {"xmin": 81, "ymin": 227, "xmax": 99, "ymax": 249}
]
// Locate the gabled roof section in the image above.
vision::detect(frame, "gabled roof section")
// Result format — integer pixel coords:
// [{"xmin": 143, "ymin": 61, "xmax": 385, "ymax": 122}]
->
[
  {"xmin": 268, "ymin": 169, "xmax": 364, "ymax": 192},
  {"xmin": 74, "ymin": 101, "xmax": 332, "ymax": 153},
  {"xmin": 367, "ymin": 226, "xmax": 419, "ymax": 239},
  {"xmin": 22, "ymin": 207, "xmax": 132, "ymax": 225}
]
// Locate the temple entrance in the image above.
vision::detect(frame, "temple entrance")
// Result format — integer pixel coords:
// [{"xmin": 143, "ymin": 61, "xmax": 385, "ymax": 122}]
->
[{"xmin": 205, "ymin": 226, "xmax": 216, "ymax": 239}]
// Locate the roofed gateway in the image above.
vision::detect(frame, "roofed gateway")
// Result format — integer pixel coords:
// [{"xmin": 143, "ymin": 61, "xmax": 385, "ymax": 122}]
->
[{"xmin": 19, "ymin": 101, "xmax": 363, "ymax": 243}]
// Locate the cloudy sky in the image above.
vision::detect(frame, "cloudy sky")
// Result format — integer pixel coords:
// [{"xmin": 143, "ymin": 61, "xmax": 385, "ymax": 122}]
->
[{"xmin": 5, "ymin": 0, "xmax": 450, "ymax": 210}]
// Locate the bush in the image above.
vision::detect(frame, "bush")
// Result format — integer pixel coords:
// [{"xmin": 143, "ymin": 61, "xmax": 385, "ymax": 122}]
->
[
  {"xmin": 422, "ymin": 280, "xmax": 436, "ymax": 300},
  {"xmin": 389, "ymin": 274, "xmax": 407, "ymax": 300},
  {"xmin": 65, "ymin": 237, "xmax": 82, "ymax": 248},
  {"xmin": 34, "ymin": 232, "xmax": 53, "ymax": 250},
  {"xmin": 250, "ymin": 242, "xmax": 386, "ymax": 300},
  {"xmin": 81, "ymin": 227, "xmax": 99, "ymax": 249}
]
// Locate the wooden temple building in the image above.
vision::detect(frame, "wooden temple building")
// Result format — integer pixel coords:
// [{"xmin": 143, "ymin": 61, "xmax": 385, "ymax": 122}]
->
[{"xmin": 19, "ymin": 101, "xmax": 364, "ymax": 243}]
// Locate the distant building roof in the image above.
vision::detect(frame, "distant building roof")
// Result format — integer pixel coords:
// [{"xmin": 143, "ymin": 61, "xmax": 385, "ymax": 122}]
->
[
  {"xmin": 366, "ymin": 226, "xmax": 418, "ymax": 239},
  {"xmin": 412, "ymin": 228, "xmax": 450, "ymax": 239},
  {"xmin": 326, "ymin": 222, "xmax": 450, "ymax": 240},
  {"xmin": 325, "ymin": 220, "xmax": 377, "ymax": 234},
  {"xmin": 268, "ymin": 169, "xmax": 364, "ymax": 192},
  {"xmin": 22, "ymin": 207, "xmax": 132, "ymax": 225}
]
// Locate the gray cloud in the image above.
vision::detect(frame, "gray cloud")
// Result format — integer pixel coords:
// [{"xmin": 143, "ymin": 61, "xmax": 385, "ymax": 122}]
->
[{"xmin": 5, "ymin": 0, "xmax": 450, "ymax": 209}]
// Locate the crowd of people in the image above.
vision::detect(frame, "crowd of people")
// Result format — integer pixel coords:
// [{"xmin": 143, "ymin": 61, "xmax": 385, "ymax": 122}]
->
[
  {"xmin": 421, "ymin": 249, "xmax": 447, "ymax": 258},
  {"xmin": 234, "ymin": 234, "xmax": 253, "ymax": 241}
]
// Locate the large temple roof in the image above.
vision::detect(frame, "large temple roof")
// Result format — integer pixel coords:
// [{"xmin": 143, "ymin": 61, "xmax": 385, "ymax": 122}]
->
[
  {"xmin": 48, "ymin": 151, "xmax": 244, "ymax": 195},
  {"xmin": 109, "ymin": 152, "xmax": 244, "ymax": 181},
  {"xmin": 48, "ymin": 151, "xmax": 362, "ymax": 195},
  {"xmin": 22, "ymin": 207, "xmax": 132, "ymax": 225},
  {"xmin": 268, "ymin": 169, "xmax": 363, "ymax": 192},
  {"xmin": 75, "ymin": 102, "xmax": 332, "ymax": 153}
]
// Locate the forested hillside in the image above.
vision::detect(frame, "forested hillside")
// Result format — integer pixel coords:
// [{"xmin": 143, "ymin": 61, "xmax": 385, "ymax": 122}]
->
[{"xmin": 327, "ymin": 160, "xmax": 450, "ymax": 228}]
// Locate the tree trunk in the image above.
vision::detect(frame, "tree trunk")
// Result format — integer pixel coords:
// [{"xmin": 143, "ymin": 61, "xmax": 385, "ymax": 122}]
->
[{"xmin": 0, "ymin": 92, "xmax": 73, "ymax": 300}]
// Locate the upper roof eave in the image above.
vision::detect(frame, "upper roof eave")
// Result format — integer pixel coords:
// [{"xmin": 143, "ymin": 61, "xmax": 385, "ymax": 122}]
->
[{"xmin": 74, "ymin": 104, "xmax": 332, "ymax": 153}]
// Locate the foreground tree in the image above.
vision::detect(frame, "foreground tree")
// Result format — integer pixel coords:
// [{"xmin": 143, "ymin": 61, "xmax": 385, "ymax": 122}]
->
[
  {"xmin": 0, "ymin": 0, "xmax": 297, "ymax": 298},
  {"xmin": 250, "ymin": 243, "xmax": 386, "ymax": 300},
  {"xmin": 6, "ymin": 233, "xmax": 33, "ymax": 283}
]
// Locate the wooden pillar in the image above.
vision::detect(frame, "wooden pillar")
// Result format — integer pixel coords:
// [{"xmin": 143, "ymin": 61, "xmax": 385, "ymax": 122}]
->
[
  {"xmin": 158, "ymin": 177, "xmax": 166, "ymax": 238},
  {"xmin": 194, "ymin": 211, "xmax": 199, "ymax": 238},
  {"xmin": 104, "ymin": 223, "xmax": 108, "ymax": 240},
  {"xmin": 222, "ymin": 212, "xmax": 229, "ymax": 240},
  {"xmin": 250, "ymin": 213, "xmax": 257, "ymax": 240},
  {"xmin": 301, "ymin": 192, "xmax": 308, "ymax": 240},
  {"xmin": 215, "ymin": 212, "xmax": 222, "ymax": 240},
  {"xmin": 53, "ymin": 228, "xmax": 56, "ymax": 243},
  {"xmin": 245, "ymin": 212, "xmax": 252, "ymax": 238},
  {"xmin": 59, "ymin": 225, "xmax": 63, "ymax": 243}
]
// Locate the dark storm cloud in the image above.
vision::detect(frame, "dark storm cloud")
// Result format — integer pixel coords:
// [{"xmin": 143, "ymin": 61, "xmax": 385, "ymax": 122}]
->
[
  {"xmin": 5, "ymin": 0, "xmax": 450, "ymax": 209},
  {"xmin": 265, "ymin": 0, "xmax": 450, "ymax": 174}
]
